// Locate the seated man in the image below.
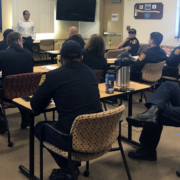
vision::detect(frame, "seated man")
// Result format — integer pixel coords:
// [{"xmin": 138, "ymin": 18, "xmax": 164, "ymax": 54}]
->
[
  {"xmin": 0, "ymin": 31, "xmax": 33, "ymax": 129},
  {"xmin": 163, "ymin": 46, "xmax": 180, "ymax": 77},
  {"xmin": 126, "ymin": 81, "xmax": 180, "ymax": 161},
  {"xmin": 117, "ymin": 28, "xmax": 139, "ymax": 56},
  {"xmin": 63, "ymin": 26, "xmax": 85, "ymax": 49},
  {"xmin": 130, "ymin": 32, "xmax": 167, "ymax": 82},
  {"xmin": 31, "ymin": 40, "xmax": 103, "ymax": 180},
  {"xmin": 0, "ymin": 29, "xmax": 13, "ymax": 51}
]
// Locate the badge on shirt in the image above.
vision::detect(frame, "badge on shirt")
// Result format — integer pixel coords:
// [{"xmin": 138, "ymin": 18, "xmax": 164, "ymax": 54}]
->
[
  {"xmin": 39, "ymin": 74, "xmax": 46, "ymax": 86},
  {"xmin": 132, "ymin": 39, "xmax": 137, "ymax": 44},
  {"xmin": 139, "ymin": 53, "xmax": 146, "ymax": 61},
  {"xmin": 174, "ymin": 49, "xmax": 180, "ymax": 55}
]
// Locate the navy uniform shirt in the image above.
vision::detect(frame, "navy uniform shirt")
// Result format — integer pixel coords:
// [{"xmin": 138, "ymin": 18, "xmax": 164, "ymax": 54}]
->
[
  {"xmin": 166, "ymin": 46, "xmax": 180, "ymax": 67},
  {"xmin": 123, "ymin": 37, "xmax": 140, "ymax": 56},
  {"xmin": 131, "ymin": 46, "xmax": 167, "ymax": 72},
  {"xmin": 31, "ymin": 62, "xmax": 103, "ymax": 133}
]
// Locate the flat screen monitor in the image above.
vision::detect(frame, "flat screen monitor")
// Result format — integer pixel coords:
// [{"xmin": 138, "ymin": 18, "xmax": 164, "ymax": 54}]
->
[{"xmin": 56, "ymin": 0, "xmax": 96, "ymax": 22}]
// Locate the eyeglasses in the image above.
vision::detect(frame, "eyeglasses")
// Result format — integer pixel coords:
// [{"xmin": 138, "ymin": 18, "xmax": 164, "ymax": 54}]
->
[{"xmin": 22, "ymin": 39, "xmax": 25, "ymax": 43}]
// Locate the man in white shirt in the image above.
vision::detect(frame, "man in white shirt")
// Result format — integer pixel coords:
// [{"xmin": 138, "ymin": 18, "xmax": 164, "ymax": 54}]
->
[{"xmin": 16, "ymin": 10, "xmax": 36, "ymax": 52}]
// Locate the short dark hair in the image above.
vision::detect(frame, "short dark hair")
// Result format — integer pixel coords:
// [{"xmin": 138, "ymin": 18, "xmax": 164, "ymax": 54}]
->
[
  {"xmin": 3, "ymin": 29, "xmax": 13, "ymax": 40},
  {"xmin": 23, "ymin": 10, "xmax": 29, "ymax": 15},
  {"xmin": 150, "ymin": 32, "xmax": 163, "ymax": 46},
  {"xmin": 7, "ymin": 32, "xmax": 22, "ymax": 46}
]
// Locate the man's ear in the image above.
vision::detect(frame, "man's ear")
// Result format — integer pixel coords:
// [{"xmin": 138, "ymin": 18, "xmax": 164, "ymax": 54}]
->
[
  {"xmin": 60, "ymin": 56, "xmax": 63, "ymax": 62},
  {"xmin": 80, "ymin": 55, "xmax": 83, "ymax": 62}
]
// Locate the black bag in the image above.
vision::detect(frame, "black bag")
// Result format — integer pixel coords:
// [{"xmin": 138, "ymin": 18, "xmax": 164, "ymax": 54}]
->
[{"xmin": 0, "ymin": 109, "xmax": 7, "ymax": 134}]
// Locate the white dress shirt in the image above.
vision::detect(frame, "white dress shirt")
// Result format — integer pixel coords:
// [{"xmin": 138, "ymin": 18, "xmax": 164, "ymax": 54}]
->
[{"xmin": 16, "ymin": 19, "xmax": 36, "ymax": 40}]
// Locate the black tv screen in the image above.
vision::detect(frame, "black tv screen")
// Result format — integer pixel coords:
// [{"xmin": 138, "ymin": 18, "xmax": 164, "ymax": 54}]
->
[{"xmin": 56, "ymin": 0, "xmax": 96, "ymax": 22}]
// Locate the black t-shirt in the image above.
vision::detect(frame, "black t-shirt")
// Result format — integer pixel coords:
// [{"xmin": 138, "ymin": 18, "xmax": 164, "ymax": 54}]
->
[
  {"xmin": 82, "ymin": 49, "xmax": 108, "ymax": 81},
  {"xmin": 0, "ymin": 44, "xmax": 33, "ymax": 82},
  {"xmin": 131, "ymin": 46, "xmax": 167, "ymax": 72},
  {"xmin": 31, "ymin": 62, "xmax": 103, "ymax": 133},
  {"xmin": 63, "ymin": 35, "xmax": 85, "ymax": 49},
  {"xmin": 123, "ymin": 37, "xmax": 140, "ymax": 56},
  {"xmin": 0, "ymin": 40, "xmax": 8, "ymax": 51}
]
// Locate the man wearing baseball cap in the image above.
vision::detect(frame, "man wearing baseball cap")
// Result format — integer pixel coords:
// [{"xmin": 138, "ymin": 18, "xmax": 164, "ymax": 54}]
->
[
  {"xmin": 118, "ymin": 28, "xmax": 140, "ymax": 56},
  {"xmin": 31, "ymin": 40, "xmax": 103, "ymax": 180}
]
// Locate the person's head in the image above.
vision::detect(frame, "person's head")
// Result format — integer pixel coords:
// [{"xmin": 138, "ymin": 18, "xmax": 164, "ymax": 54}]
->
[
  {"xmin": 3, "ymin": 29, "xmax": 14, "ymax": 40},
  {"xmin": 23, "ymin": 10, "xmax": 30, "ymax": 21},
  {"xmin": 60, "ymin": 40, "xmax": 83, "ymax": 64},
  {"xmin": 84, "ymin": 34, "xmax": 105, "ymax": 56},
  {"xmin": 7, "ymin": 32, "xmax": 23, "ymax": 48},
  {"xmin": 68, "ymin": 27, "xmax": 78, "ymax": 37},
  {"xmin": 149, "ymin": 32, "xmax": 163, "ymax": 47},
  {"xmin": 128, "ymin": 29, "xmax": 136, "ymax": 39}
]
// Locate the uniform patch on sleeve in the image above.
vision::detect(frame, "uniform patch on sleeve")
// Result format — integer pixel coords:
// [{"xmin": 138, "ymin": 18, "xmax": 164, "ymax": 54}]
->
[
  {"xmin": 139, "ymin": 53, "xmax": 146, "ymax": 61},
  {"xmin": 132, "ymin": 39, "xmax": 137, "ymax": 44},
  {"xmin": 39, "ymin": 74, "xmax": 46, "ymax": 86},
  {"xmin": 174, "ymin": 49, "xmax": 180, "ymax": 55}
]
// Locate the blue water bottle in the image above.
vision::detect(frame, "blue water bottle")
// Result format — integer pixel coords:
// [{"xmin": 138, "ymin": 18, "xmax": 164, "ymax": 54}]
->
[{"xmin": 105, "ymin": 71, "xmax": 114, "ymax": 94}]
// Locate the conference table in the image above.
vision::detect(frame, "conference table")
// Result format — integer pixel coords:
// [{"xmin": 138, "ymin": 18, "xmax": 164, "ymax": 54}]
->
[{"xmin": 12, "ymin": 81, "xmax": 150, "ymax": 180}]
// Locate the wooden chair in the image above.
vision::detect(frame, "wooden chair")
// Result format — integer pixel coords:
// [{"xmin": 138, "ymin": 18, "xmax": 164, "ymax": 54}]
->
[
  {"xmin": 0, "ymin": 72, "xmax": 42, "ymax": 147},
  {"xmin": 105, "ymin": 49, "xmax": 124, "ymax": 58},
  {"xmin": 132, "ymin": 61, "xmax": 166, "ymax": 102},
  {"xmin": 34, "ymin": 40, "xmax": 54, "ymax": 64},
  {"xmin": 162, "ymin": 64, "xmax": 180, "ymax": 86},
  {"xmin": 39, "ymin": 105, "xmax": 132, "ymax": 180}
]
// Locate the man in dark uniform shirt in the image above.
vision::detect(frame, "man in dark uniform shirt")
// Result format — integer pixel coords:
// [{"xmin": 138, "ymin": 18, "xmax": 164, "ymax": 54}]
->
[
  {"xmin": 118, "ymin": 28, "xmax": 140, "ymax": 56},
  {"xmin": 63, "ymin": 26, "xmax": 85, "ymax": 49},
  {"xmin": 162, "ymin": 46, "xmax": 180, "ymax": 77},
  {"xmin": 130, "ymin": 32, "xmax": 167, "ymax": 82},
  {"xmin": 126, "ymin": 81, "xmax": 180, "ymax": 161},
  {"xmin": 0, "ymin": 29, "xmax": 13, "ymax": 51},
  {"xmin": 0, "ymin": 31, "xmax": 33, "ymax": 129},
  {"xmin": 31, "ymin": 40, "xmax": 103, "ymax": 180}
]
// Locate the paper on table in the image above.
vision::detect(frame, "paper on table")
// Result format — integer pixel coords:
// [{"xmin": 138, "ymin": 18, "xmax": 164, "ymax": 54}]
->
[
  {"xmin": 132, "ymin": 56, "xmax": 139, "ymax": 59},
  {"xmin": 41, "ymin": 66, "xmax": 58, "ymax": 70},
  {"xmin": 50, "ymin": 99, "xmax": 55, "ymax": 105},
  {"xmin": 107, "ymin": 58, "xmax": 116, "ymax": 61}
]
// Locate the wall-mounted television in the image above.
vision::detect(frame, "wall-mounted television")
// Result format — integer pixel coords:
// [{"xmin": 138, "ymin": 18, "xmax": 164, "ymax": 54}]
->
[{"xmin": 56, "ymin": 0, "xmax": 96, "ymax": 22}]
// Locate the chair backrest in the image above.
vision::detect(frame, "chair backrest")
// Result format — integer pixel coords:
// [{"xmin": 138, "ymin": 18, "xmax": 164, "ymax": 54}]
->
[
  {"xmin": 137, "ymin": 44, "xmax": 149, "ymax": 55},
  {"xmin": 39, "ymin": 40, "xmax": 54, "ymax": 51},
  {"xmin": 141, "ymin": 61, "xmax": 165, "ymax": 82},
  {"xmin": 93, "ymin": 70, "xmax": 104, "ymax": 84},
  {"xmin": 105, "ymin": 49, "xmax": 124, "ymax": 58},
  {"xmin": 70, "ymin": 105, "xmax": 125, "ymax": 153},
  {"xmin": 3, "ymin": 72, "xmax": 42, "ymax": 100}
]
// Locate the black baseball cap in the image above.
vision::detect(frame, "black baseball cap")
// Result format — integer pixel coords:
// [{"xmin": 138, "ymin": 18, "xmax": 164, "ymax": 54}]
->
[
  {"xmin": 60, "ymin": 40, "xmax": 82, "ymax": 59},
  {"xmin": 128, "ymin": 28, "xmax": 136, "ymax": 34}
]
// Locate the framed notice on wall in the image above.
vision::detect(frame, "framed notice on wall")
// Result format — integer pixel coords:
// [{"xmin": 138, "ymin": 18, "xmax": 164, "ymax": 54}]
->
[{"xmin": 134, "ymin": 3, "xmax": 163, "ymax": 19}]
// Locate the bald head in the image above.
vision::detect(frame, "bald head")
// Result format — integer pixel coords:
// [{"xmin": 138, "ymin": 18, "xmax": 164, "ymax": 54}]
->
[{"xmin": 69, "ymin": 27, "xmax": 78, "ymax": 37}]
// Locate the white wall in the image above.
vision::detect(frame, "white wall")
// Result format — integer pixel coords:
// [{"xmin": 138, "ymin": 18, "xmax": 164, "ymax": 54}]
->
[
  {"xmin": 123, "ymin": 0, "xmax": 179, "ymax": 46},
  {"xmin": 79, "ymin": 0, "xmax": 100, "ymax": 38}
]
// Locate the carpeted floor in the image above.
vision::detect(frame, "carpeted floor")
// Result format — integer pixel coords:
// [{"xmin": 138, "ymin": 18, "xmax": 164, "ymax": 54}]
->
[{"xmin": 0, "ymin": 91, "xmax": 180, "ymax": 180}]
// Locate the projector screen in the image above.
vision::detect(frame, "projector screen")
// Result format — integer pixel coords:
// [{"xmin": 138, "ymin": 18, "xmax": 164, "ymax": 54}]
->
[{"xmin": 56, "ymin": 0, "xmax": 96, "ymax": 22}]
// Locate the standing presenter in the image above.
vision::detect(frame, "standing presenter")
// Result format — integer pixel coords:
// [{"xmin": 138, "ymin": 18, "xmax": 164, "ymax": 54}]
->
[{"xmin": 16, "ymin": 10, "xmax": 36, "ymax": 52}]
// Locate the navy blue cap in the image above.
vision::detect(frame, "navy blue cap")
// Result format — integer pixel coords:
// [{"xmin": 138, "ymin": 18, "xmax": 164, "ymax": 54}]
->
[
  {"xmin": 60, "ymin": 40, "xmax": 82, "ymax": 59},
  {"xmin": 128, "ymin": 28, "xmax": 136, "ymax": 34}
]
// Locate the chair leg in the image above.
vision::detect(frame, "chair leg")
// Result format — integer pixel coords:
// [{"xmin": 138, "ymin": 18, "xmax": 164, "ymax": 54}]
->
[
  {"xmin": 40, "ymin": 136, "xmax": 43, "ymax": 180},
  {"xmin": 102, "ymin": 101, "xmax": 107, "ymax": 111},
  {"xmin": 39, "ymin": 53, "xmax": 43, "ymax": 65},
  {"xmin": 118, "ymin": 137, "xmax": 132, "ymax": 180},
  {"xmin": 142, "ymin": 91, "xmax": 147, "ymax": 102},
  {"xmin": 44, "ymin": 113, "xmax": 47, "ymax": 121},
  {"xmin": 84, "ymin": 161, "xmax": 90, "ymax": 177},
  {"xmin": 139, "ymin": 91, "xmax": 143, "ymax": 102},
  {"xmin": 1, "ymin": 105, "xmax": 13, "ymax": 147}
]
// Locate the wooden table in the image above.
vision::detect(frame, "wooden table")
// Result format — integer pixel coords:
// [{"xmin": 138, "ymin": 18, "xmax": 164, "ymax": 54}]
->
[
  {"xmin": 12, "ymin": 81, "xmax": 150, "ymax": 180},
  {"xmin": 107, "ymin": 56, "xmax": 139, "ymax": 64},
  {"xmin": 33, "ymin": 64, "xmax": 59, "ymax": 73}
]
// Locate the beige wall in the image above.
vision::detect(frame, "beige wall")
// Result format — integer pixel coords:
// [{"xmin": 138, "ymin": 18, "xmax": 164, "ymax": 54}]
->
[{"xmin": 123, "ymin": 0, "xmax": 179, "ymax": 46}]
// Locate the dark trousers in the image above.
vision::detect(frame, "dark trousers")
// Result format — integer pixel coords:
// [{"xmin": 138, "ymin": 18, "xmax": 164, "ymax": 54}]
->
[
  {"xmin": 23, "ymin": 37, "xmax": 33, "ymax": 52},
  {"xmin": 34, "ymin": 121, "xmax": 69, "ymax": 168},
  {"xmin": 140, "ymin": 81, "xmax": 180, "ymax": 152}
]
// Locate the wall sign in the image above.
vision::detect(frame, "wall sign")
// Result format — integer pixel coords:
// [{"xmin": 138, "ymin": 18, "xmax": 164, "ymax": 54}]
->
[
  {"xmin": 134, "ymin": 3, "xmax": 163, "ymax": 19},
  {"xmin": 111, "ymin": 14, "xmax": 119, "ymax": 21}
]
